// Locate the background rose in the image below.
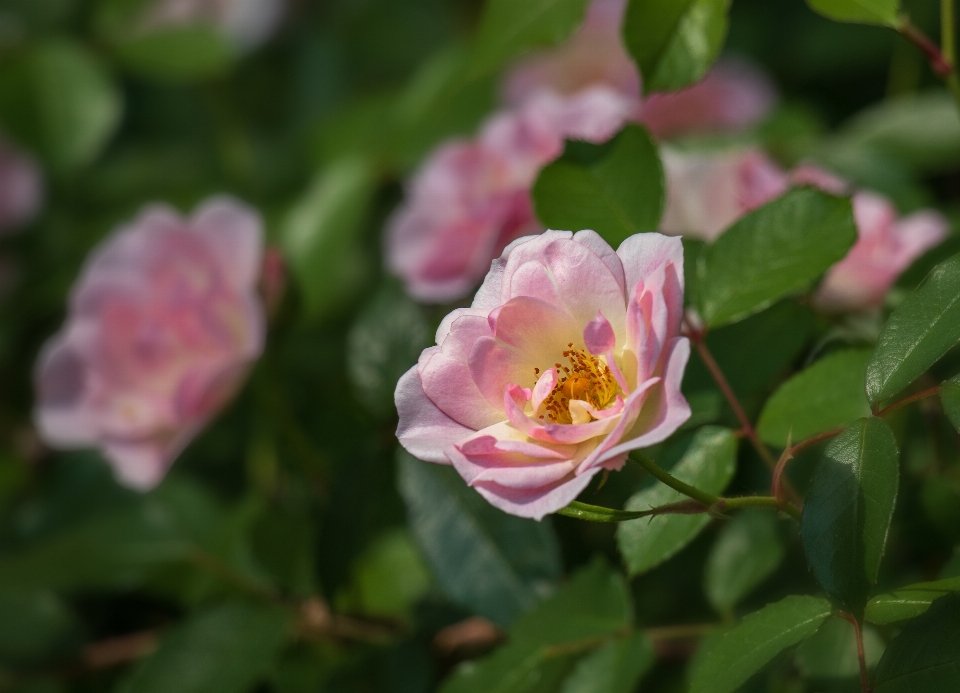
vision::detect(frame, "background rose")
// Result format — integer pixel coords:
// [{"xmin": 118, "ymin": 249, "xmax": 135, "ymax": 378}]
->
[
  {"xmin": 396, "ymin": 230, "xmax": 690, "ymax": 519},
  {"xmin": 0, "ymin": 138, "xmax": 43, "ymax": 236},
  {"xmin": 34, "ymin": 197, "xmax": 266, "ymax": 490},
  {"xmin": 142, "ymin": 0, "xmax": 286, "ymax": 50},
  {"xmin": 815, "ymin": 192, "xmax": 948, "ymax": 311}
]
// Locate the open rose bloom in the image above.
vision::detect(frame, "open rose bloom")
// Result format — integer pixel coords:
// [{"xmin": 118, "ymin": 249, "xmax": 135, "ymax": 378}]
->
[
  {"xmin": 34, "ymin": 198, "xmax": 266, "ymax": 490},
  {"xmin": 396, "ymin": 230, "xmax": 690, "ymax": 519}
]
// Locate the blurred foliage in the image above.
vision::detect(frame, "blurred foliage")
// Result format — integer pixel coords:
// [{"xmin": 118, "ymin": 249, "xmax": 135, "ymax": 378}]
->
[{"xmin": 1, "ymin": 0, "xmax": 960, "ymax": 691}]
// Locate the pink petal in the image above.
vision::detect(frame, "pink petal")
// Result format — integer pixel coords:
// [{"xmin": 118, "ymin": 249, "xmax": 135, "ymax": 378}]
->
[
  {"xmin": 583, "ymin": 310, "xmax": 616, "ymax": 354},
  {"xmin": 101, "ymin": 439, "xmax": 174, "ymax": 491},
  {"xmin": 395, "ymin": 366, "xmax": 472, "ymax": 464},
  {"xmin": 192, "ymin": 196, "xmax": 264, "ymax": 292}
]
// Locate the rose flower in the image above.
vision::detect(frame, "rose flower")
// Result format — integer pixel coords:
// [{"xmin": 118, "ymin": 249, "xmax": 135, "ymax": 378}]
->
[
  {"xmin": 396, "ymin": 230, "xmax": 690, "ymax": 519},
  {"xmin": 34, "ymin": 197, "xmax": 266, "ymax": 489}
]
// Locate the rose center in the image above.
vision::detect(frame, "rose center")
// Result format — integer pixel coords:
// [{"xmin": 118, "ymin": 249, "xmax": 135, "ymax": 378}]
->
[{"xmin": 536, "ymin": 344, "xmax": 620, "ymax": 424}]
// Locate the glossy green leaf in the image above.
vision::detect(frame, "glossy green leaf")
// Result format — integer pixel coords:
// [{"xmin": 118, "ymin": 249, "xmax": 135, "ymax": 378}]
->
[
  {"xmin": 532, "ymin": 125, "xmax": 663, "ymax": 248},
  {"xmin": 622, "ymin": 0, "xmax": 731, "ymax": 93},
  {"xmin": 398, "ymin": 452, "xmax": 562, "ymax": 628},
  {"xmin": 559, "ymin": 633, "xmax": 653, "ymax": 693},
  {"xmin": 0, "ymin": 38, "xmax": 122, "ymax": 170},
  {"xmin": 806, "ymin": 0, "xmax": 900, "ymax": 26},
  {"xmin": 470, "ymin": 0, "xmax": 592, "ymax": 76},
  {"xmin": 873, "ymin": 592, "xmax": 960, "ymax": 692},
  {"xmin": 617, "ymin": 427, "xmax": 737, "ymax": 576},
  {"xmin": 280, "ymin": 157, "xmax": 375, "ymax": 319},
  {"xmin": 118, "ymin": 602, "xmax": 291, "ymax": 693},
  {"xmin": 801, "ymin": 417, "xmax": 900, "ymax": 617},
  {"xmin": 939, "ymin": 374, "xmax": 960, "ymax": 432},
  {"xmin": 866, "ymin": 253, "xmax": 960, "ymax": 405},
  {"xmin": 689, "ymin": 595, "xmax": 833, "ymax": 693},
  {"xmin": 757, "ymin": 350, "xmax": 872, "ymax": 447},
  {"xmin": 347, "ymin": 283, "xmax": 432, "ymax": 418},
  {"xmin": 866, "ymin": 577, "xmax": 960, "ymax": 625},
  {"xmin": 696, "ymin": 188, "xmax": 857, "ymax": 328},
  {"xmin": 705, "ymin": 510, "xmax": 785, "ymax": 613},
  {"xmin": 794, "ymin": 616, "xmax": 885, "ymax": 679},
  {"xmin": 114, "ymin": 27, "xmax": 235, "ymax": 82},
  {"xmin": 441, "ymin": 560, "xmax": 632, "ymax": 693}
]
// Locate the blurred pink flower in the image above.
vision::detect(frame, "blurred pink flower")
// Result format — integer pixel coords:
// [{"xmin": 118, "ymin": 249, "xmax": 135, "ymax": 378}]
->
[
  {"xmin": 395, "ymin": 230, "xmax": 690, "ymax": 519},
  {"xmin": 639, "ymin": 60, "xmax": 777, "ymax": 140},
  {"xmin": 0, "ymin": 139, "xmax": 43, "ymax": 235},
  {"xmin": 34, "ymin": 197, "xmax": 266, "ymax": 490},
  {"xmin": 502, "ymin": 0, "xmax": 640, "ymax": 113},
  {"xmin": 142, "ymin": 0, "xmax": 285, "ymax": 50},
  {"xmin": 659, "ymin": 146, "xmax": 789, "ymax": 241},
  {"xmin": 387, "ymin": 90, "xmax": 632, "ymax": 303},
  {"xmin": 815, "ymin": 192, "xmax": 948, "ymax": 311}
]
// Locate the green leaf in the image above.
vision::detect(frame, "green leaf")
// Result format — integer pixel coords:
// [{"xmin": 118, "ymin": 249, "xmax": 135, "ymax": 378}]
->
[
  {"xmin": 939, "ymin": 374, "xmax": 960, "ymax": 432},
  {"xmin": 622, "ymin": 0, "xmax": 731, "ymax": 93},
  {"xmin": 704, "ymin": 510, "xmax": 785, "ymax": 613},
  {"xmin": 0, "ymin": 38, "xmax": 122, "ymax": 170},
  {"xmin": 336, "ymin": 528, "xmax": 431, "ymax": 620},
  {"xmin": 470, "ymin": 0, "xmax": 592, "ymax": 76},
  {"xmin": 696, "ymin": 188, "xmax": 857, "ymax": 328},
  {"xmin": 757, "ymin": 350, "xmax": 872, "ymax": 447},
  {"xmin": 280, "ymin": 157, "xmax": 375, "ymax": 320},
  {"xmin": 617, "ymin": 427, "xmax": 737, "ymax": 576},
  {"xmin": 800, "ymin": 417, "xmax": 900, "ymax": 617},
  {"xmin": 531, "ymin": 126, "xmax": 664, "ymax": 248},
  {"xmin": 873, "ymin": 592, "xmax": 960, "ymax": 692},
  {"xmin": 118, "ymin": 602, "xmax": 291, "ymax": 693},
  {"xmin": 347, "ymin": 282, "xmax": 432, "ymax": 418},
  {"xmin": 806, "ymin": 0, "xmax": 900, "ymax": 26},
  {"xmin": 558, "ymin": 633, "xmax": 653, "ymax": 693},
  {"xmin": 794, "ymin": 616, "xmax": 885, "ymax": 678},
  {"xmin": 113, "ymin": 27, "xmax": 235, "ymax": 82},
  {"xmin": 0, "ymin": 590, "xmax": 77, "ymax": 662},
  {"xmin": 866, "ymin": 577, "xmax": 960, "ymax": 625},
  {"xmin": 866, "ymin": 253, "xmax": 960, "ymax": 405},
  {"xmin": 689, "ymin": 595, "xmax": 833, "ymax": 693},
  {"xmin": 397, "ymin": 452, "xmax": 562, "ymax": 628},
  {"xmin": 834, "ymin": 91, "xmax": 960, "ymax": 174},
  {"xmin": 0, "ymin": 502, "xmax": 191, "ymax": 591},
  {"xmin": 441, "ymin": 560, "xmax": 632, "ymax": 693}
]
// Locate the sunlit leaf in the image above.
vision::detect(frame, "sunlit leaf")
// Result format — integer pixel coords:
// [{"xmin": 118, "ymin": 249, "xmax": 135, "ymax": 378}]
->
[
  {"xmin": 866, "ymin": 253, "xmax": 960, "ymax": 404},
  {"xmin": 617, "ymin": 427, "xmax": 737, "ymax": 576},
  {"xmin": 532, "ymin": 125, "xmax": 664, "ymax": 248},
  {"xmin": 689, "ymin": 595, "xmax": 833, "ymax": 693}
]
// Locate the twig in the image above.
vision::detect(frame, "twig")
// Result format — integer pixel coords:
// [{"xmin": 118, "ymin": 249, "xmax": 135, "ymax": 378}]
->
[
  {"xmin": 838, "ymin": 612, "xmax": 872, "ymax": 693},
  {"xmin": 874, "ymin": 385, "xmax": 940, "ymax": 417}
]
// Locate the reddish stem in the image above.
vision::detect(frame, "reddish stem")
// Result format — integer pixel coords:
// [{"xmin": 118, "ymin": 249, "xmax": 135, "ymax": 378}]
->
[
  {"xmin": 839, "ymin": 612, "xmax": 871, "ymax": 693},
  {"xmin": 874, "ymin": 385, "xmax": 941, "ymax": 417},
  {"xmin": 900, "ymin": 20, "xmax": 953, "ymax": 78},
  {"xmin": 770, "ymin": 427, "xmax": 845, "ymax": 506}
]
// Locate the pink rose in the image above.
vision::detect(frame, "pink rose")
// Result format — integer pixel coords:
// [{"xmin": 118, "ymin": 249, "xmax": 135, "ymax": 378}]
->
[
  {"xmin": 0, "ymin": 138, "xmax": 43, "ymax": 235},
  {"xmin": 34, "ymin": 197, "xmax": 266, "ymax": 490},
  {"xmin": 395, "ymin": 230, "xmax": 691, "ymax": 519},
  {"xmin": 387, "ymin": 91, "xmax": 632, "ymax": 303},
  {"xmin": 502, "ymin": 0, "xmax": 640, "ymax": 113},
  {"xmin": 659, "ymin": 147, "xmax": 789, "ymax": 241},
  {"xmin": 639, "ymin": 60, "xmax": 777, "ymax": 140},
  {"xmin": 814, "ymin": 192, "xmax": 948, "ymax": 311},
  {"xmin": 142, "ymin": 0, "xmax": 285, "ymax": 50}
]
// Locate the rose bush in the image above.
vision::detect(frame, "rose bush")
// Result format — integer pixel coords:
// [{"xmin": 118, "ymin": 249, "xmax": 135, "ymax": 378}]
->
[
  {"xmin": 34, "ymin": 197, "xmax": 266, "ymax": 489},
  {"xmin": 396, "ymin": 230, "xmax": 689, "ymax": 518}
]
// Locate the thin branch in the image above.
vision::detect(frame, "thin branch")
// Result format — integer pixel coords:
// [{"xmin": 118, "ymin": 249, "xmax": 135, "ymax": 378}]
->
[
  {"xmin": 874, "ymin": 385, "xmax": 941, "ymax": 417},
  {"xmin": 898, "ymin": 16, "xmax": 960, "ymax": 110},
  {"xmin": 771, "ymin": 427, "xmax": 845, "ymax": 507},
  {"xmin": 838, "ymin": 612, "xmax": 872, "ymax": 693},
  {"xmin": 630, "ymin": 451, "xmax": 719, "ymax": 507}
]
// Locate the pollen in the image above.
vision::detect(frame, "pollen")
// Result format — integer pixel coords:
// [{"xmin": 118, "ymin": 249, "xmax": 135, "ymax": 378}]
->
[{"xmin": 534, "ymin": 346, "xmax": 621, "ymax": 425}]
